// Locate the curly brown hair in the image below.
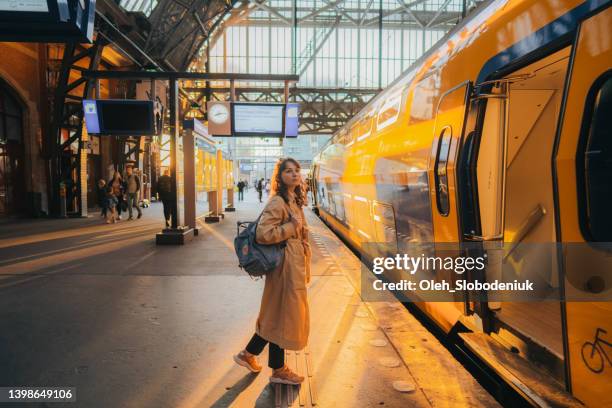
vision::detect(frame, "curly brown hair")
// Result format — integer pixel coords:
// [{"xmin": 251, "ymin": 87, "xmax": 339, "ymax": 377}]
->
[{"xmin": 271, "ymin": 158, "xmax": 306, "ymax": 207}]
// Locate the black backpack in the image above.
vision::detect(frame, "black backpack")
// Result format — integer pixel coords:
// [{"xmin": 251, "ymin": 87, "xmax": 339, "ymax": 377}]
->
[{"xmin": 159, "ymin": 177, "xmax": 171, "ymax": 192}]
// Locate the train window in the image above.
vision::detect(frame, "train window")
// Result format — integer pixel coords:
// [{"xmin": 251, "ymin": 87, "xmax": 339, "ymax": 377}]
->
[
  {"xmin": 357, "ymin": 115, "xmax": 373, "ymax": 141},
  {"xmin": 328, "ymin": 192, "xmax": 336, "ymax": 215},
  {"xmin": 435, "ymin": 127, "xmax": 452, "ymax": 216},
  {"xmin": 373, "ymin": 201, "xmax": 397, "ymax": 244},
  {"xmin": 579, "ymin": 73, "xmax": 612, "ymax": 241},
  {"xmin": 376, "ymin": 92, "xmax": 402, "ymax": 131},
  {"xmin": 408, "ymin": 70, "xmax": 441, "ymax": 125},
  {"xmin": 335, "ymin": 193, "xmax": 346, "ymax": 221}
]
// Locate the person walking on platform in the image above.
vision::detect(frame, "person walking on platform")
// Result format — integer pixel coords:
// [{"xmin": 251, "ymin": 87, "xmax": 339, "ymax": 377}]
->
[
  {"xmin": 97, "ymin": 179, "xmax": 107, "ymax": 219},
  {"xmin": 108, "ymin": 171, "xmax": 126, "ymax": 220},
  {"xmin": 256, "ymin": 178, "xmax": 264, "ymax": 203},
  {"xmin": 104, "ymin": 186, "xmax": 118, "ymax": 224},
  {"xmin": 234, "ymin": 158, "xmax": 312, "ymax": 385},
  {"xmin": 237, "ymin": 180, "xmax": 245, "ymax": 201},
  {"xmin": 156, "ymin": 169, "xmax": 173, "ymax": 228},
  {"xmin": 125, "ymin": 166, "xmax": 143, "ymax": 220}
]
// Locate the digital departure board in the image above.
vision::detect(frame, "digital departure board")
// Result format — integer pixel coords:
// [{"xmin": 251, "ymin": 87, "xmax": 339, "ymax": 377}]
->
[
  {"xmin": 83, "ymin": 99, "xmax": 156, "ymax": 136},
  {"xmin": 232, "ymin": 103, "xmax": 285, "ymax": 137},
  {"xmin": 0, "ymin": 0, "xmax": 95, "ymax": 42},
  {"xmin": 0, "ymin": 0, "xmax": 48, "ymax": 12}
]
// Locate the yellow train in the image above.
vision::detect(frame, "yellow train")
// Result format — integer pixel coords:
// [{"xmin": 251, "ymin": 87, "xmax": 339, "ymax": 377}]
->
[{"xmin": 310, "ymin": 0, "xmax": 611, "ymax": 406}]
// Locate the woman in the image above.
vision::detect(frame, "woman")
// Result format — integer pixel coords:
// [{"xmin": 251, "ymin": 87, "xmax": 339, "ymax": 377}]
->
[
  {"xmin": 108, "ymin": 171, "xmax": 126, "ymax": 220},
  {"xmin": 234, "ymin": 158, "xmax": 312, "ymax": 385}
]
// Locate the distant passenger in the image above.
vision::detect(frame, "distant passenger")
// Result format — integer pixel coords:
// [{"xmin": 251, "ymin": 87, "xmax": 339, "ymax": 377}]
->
[
  {"xmin": 97, "ymin": 179, "xmax": 107, "ymax": 219},
  {"xmin": 104, "ymin": 186, "xmax": 118, "ymax": 224},
  {"xmin": 234, "ymin": 158, "xmax": 311, "ymax": 385},
  {"xmin": 157, "ymin": 169, "xmax": 173, "ymax": 228},
  {"xmin": 237, "ymin": 180, "xmax": 245, "ymax": 201},
  {"xmin": 265, "ymin": 179, "xmax": 271, "ymax": 196},
  {"xmin": 125, "ymin": 166, "xmax": 143, "ymax": 220},
  {"xmin": 256, "ymin": 178, "xmax": 264, "ymax": 203},
  {"xmin": 108, "ymin": 171, "xmax": 126, "ymax": 220}
]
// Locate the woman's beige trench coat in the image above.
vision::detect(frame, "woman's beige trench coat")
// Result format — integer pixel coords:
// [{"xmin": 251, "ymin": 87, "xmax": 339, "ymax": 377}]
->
[{"xmin": 255, "ymin": 194, "xmax": 312, "ymax": 350}]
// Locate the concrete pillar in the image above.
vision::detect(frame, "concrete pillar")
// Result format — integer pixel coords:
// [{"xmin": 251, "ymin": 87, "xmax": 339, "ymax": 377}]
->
[
  {"xmin": 216, "ymin": 149, "xmax": 224, "ymax": 214},
  {"xmin": 183, "ymin": 128, "xmax": 198, "ymax": 233}
]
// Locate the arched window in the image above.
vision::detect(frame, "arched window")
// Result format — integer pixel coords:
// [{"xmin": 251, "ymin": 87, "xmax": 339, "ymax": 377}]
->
[{"xmin": 0, "ymin": 81, "xmax": 25, "ymax": 216}]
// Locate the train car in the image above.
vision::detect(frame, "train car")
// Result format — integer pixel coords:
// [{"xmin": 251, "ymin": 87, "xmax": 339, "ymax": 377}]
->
[{"xmin": 310, "ymin": 0, "xmax": 611, "ymax": 406}]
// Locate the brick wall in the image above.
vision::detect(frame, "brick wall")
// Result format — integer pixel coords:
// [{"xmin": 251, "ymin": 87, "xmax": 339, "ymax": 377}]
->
[{"xmin": 0, "ymin": 42, "xmax": 48, "ymax": 215}]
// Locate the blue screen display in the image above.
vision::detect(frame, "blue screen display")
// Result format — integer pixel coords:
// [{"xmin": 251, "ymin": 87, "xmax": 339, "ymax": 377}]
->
[
  {"xmin": 83, "ymin": 100, "xmax": 100, "ymax": 134},
  {"xmin": 285, "ymin": 103, "xmax": 299, "ymax": 137}
]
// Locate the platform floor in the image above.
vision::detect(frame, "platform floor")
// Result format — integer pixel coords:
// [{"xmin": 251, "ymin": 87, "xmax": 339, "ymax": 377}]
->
[{"xmin": 0, "ymin": 191, "xmax": 498, "ymax": 407}]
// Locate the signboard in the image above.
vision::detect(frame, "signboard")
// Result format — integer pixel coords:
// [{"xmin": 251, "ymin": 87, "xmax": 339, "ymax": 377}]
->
[
  {"xmin": 0, "ymin": 0, "xmax": 48, "ymax": 12},
  {"xmin": 206, "ymin": 102, "xmax": 299, "ymax": 138},
  {"xmin": 0, "ymin": 0, "xmax": 96, "ymax": 43},
  {"xmin": 285, "ymin": 103, "xmax": 299, "ymax": 137},
  {"xmin": 232, "ymin": 103, "xmax": 284, "ymax": 137},
  {"xmin": 183, "ymin": 118, "xmax": 209, "ymax": 138},
  {"xmin": 83, "ymin": 99, "xmax": 155, "ymax": 136},
  {"xmin": 83, "ymin": 99, "xmax": 100, "ymax": 134}
]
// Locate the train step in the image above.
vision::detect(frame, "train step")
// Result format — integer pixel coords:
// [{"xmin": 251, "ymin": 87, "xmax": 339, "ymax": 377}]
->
[{"xmin": 458, "ymin": 332, "xmax": 583, "ymax": 408}]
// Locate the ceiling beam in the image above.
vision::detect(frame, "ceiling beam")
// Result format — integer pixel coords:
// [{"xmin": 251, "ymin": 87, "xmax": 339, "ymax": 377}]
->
[
  {"xmin": 251, "ymin": 0, "xmax": 291, "ymax": 25},
  {"xmin": 425, "ymin": 0, "xmax": 454, "ymax": 28},
  {"xmin": 298, "ymin": 15, "xmax": 341, "ymax": 77}
]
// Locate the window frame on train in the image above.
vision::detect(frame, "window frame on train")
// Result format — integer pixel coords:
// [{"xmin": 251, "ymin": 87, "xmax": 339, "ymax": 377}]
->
[{"xmin": 577, "ymin": 70, "xmax": 612, "ymax": 242}]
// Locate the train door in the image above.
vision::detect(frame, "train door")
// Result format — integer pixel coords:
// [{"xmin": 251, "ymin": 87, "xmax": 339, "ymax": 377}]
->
[
  {"xmin": 426, "ymin": 81, "xmax": 472, "ymax": 329},
  {"xmin": 468, "ymin": 47, "xmax": 572, "ymax": 384},
  {"xmin": 429, "ymin": 82, "xmax": 471, "ymax": 244},
  {"xmin": 554, "ymin": 5, "xmax": 612, "ymax": 406}
]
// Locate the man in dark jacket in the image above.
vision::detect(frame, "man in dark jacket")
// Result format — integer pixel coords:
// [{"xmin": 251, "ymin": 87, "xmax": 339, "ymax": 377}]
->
[
  {"xmin": 156, "ymin": 169, "xmax": 173, "ymax": 227},
  {"xmin": 256, "ymin": 178, "xmax": 264, "ymax": 203},
  {"xmin": 237, "ymin": 180, "xmax": 245, "ymax": 201}
]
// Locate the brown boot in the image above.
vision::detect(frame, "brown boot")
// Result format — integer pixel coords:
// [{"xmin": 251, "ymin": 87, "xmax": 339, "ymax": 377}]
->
[
  {"xmin": 233, "ymin": 350, "xmax": 262, "ymax": 373},
  {"xmin": 270, "ymin": 366, "xmax": 304, "ymax": 385}
]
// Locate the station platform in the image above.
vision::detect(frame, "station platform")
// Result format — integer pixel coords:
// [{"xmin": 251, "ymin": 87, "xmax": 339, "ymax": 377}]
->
[{"xmin": 0, "ymin": 192, "xmax": 498, "ymax": 407}]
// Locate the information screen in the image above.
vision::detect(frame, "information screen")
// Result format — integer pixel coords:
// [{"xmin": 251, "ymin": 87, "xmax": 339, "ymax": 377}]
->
[
  {"xmin": 99, "ymin": 100, "xmax": 154, "ymax": 135},
  {"xmin": 83, "ymin": 100, "xmax": 100, "ymax": 134},
  {"xmin": 0, "ymin": 0, "xmax": 48, "ymax": 12},
  {"xmin": 285, "ymin": 103, "xmax": 299, "ymax": 137},
  {"xmin": 100, "ymin": 103, "xmax": 152, "ymax": 134},
  {"xmin": 83, "ymin": 100, "xmax": 155, "ymax": 136},
  {"xmin": 232, "ymin": 104, "xmax": 284, "ymax": 136}
]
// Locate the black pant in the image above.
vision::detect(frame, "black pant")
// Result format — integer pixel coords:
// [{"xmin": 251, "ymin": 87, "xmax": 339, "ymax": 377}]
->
[
  {"xmin": 115, "ymin": 195, "xmax": 124, "ymax": 216},
  {"xmin": 245, "ymin": 333, "xmax": 284, "ymax": 369},
  {"xmin": 258, "ymin": 190, "xmax": 263, "ymax": 202},
  {"xmin": 238, "ymin": 190, "xmax": 244, "ymax": 201},
  {"xmin": 161, "ymin": 198, "xmax": 173, "ymax": 225}
]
